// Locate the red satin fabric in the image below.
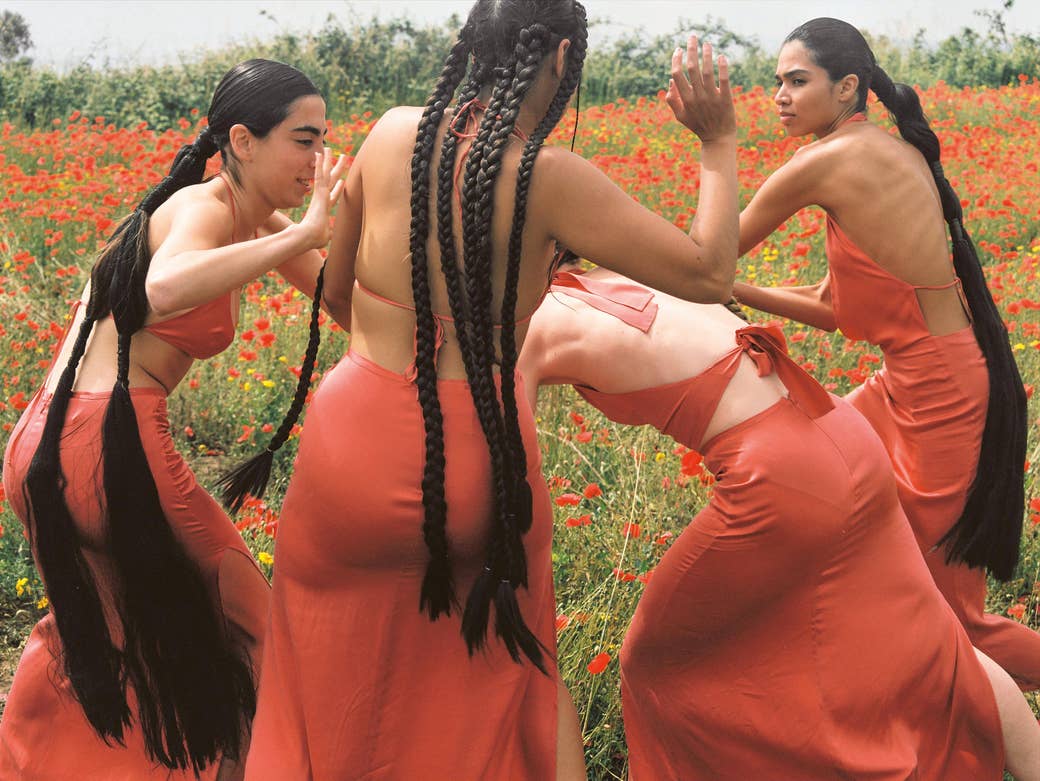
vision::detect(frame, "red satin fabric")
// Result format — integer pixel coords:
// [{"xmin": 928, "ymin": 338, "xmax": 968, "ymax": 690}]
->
[
  {"xmin": 0, "ymin": 387, "xmax": 265, "ymax": 780},
  {"xmin": 550, "ymin": 272, "xmax": 1003, "ymax": 779},
  {"xmin": 242, "ymin": 351, "xmax": 558, "ymax": 781},
  {"xmin": 142, "ymin": 290, "xmax": 235, "ymax": 360},
  {"xmin": 827, "ymin": 215, "xmax": 1040, "ymax": 690}
]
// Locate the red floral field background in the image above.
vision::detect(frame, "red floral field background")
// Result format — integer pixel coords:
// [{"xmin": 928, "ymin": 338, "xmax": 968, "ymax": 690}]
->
[{"xmin": 1, "ymin": 80, "xmax": 1038, "ymax": 776}]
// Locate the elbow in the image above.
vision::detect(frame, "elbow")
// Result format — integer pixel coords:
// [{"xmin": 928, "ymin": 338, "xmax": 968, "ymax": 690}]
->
[
  {"xmin": 689, "ymin": 261, "xmax": 735, "ymax": 305},
  {"xmin": 321, "ymin": 288, "xmax": 353, "ymax": 332},
  {"xmin": 144, "ymin": 274, "xmax": 180, "ymax": 317}
]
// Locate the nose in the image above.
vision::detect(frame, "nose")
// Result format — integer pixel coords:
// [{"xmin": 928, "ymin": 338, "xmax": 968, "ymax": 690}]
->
[{"xmin": 774, "ymin": 83, "xmax": 788, "ymax": 105}]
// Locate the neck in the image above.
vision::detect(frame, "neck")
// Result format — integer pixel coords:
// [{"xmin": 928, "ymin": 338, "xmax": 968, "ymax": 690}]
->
[
  {"xmin": 816, "ymin": 106, "xmax": 864, "ymax": 139},
  {"xmin": 218, "ymin": 173, "xmax": 273, "ymax": 241}
]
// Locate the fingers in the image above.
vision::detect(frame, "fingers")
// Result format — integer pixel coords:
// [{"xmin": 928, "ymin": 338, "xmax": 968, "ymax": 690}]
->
[
  {"xmin": 685, "ymin": 34, "xmax": 705, "ymax": 101},
  {"xmin": 328, "ymin": 179, "xmax": 345, "ymax": 207},
  {"xmin": 701, "ymin": 40, "xmax": 716, "ymax": 93},
  {"xmin": 670, "ymin": 42, "xmax": 696, "ymax": 108},
  {"xmin": 329, "ymin": 152, "xmax": 350, "ymax": 182},
  {"xmin": 717, "ymin": 54, "xmax": 731, "ymax": 101}
]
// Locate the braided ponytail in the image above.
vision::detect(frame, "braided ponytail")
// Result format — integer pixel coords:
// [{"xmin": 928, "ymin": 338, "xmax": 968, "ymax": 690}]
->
[
  {"xmin": 871, "ymin": 64, "xmax": 1026, "ymax": 580},
  {"xmin": 23, "ymin": 59, "xmax": 319, "ymax": 770},
  {"xmin": 218, "ymin": 263, "xmax": 326, "ymax": 512},
  {"xmin": 408, "ymin": 26, "xmax": 476, "ymax": 618},
  {"xmin": 406, "ymin": 0, "xmax": 588, "ymax": 671}
]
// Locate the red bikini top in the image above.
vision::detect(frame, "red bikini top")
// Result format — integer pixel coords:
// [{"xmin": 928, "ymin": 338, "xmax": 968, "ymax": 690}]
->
[
  {"xmin": 141, "ymin": 175, "xmax": 241, "ymax": 360},
  {"xmin": 142, "ymin": 291, "xmax": 235, "ymax": 360},
  {"xmin": 551, "ymin": 270, "xmax": 833, "ymax": 450}
]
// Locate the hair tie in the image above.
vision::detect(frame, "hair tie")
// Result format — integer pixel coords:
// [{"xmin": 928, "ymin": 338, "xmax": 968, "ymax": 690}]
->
[{"xmin": 192, "ymin": 126, "xmax": 218, "ymax": 157}]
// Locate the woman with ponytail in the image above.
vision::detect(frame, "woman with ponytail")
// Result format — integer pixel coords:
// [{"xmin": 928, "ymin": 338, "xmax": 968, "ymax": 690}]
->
[
  {"xmin": 238, "ymin": 2, "xmax": 740, "ymax": 778},
  {"xmin": 522, "ymin": 258, "xmax": 1040, "ymax": 779},
  {"xmin": 0, "ymin": 59, "xmax": 346, "ymax": 780},
  {"xmin": 732, "ymin": 17, "xmax": 1039, "ymax": 690}
]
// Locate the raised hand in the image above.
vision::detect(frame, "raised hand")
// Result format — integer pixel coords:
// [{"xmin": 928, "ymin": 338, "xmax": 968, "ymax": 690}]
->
[
  {"xmin": 298, "ymin": 147, "xmax": 349, "ymax": 248},
  {"xmin": 665, "ymin": 35, "xmax": 736, "ymax": 143}
]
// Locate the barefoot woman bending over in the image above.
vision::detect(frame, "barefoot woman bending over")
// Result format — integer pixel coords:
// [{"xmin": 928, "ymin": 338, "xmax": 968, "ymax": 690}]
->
[{"xmin": 521, "ymin": 260, "xmax": 1039, "ymax": 780}]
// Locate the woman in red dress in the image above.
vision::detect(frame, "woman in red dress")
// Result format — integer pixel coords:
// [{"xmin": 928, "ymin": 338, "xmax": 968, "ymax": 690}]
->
[
  {"xmin": 732, "ymin": 17, "xmax": 1038, "ymax": 689},
  {"xmin": 520, "ymin": 262, "xmax": 1040, "ymax": 780},
  {"xmin": 1, "ymin": 60, "xmax": 346, "ymax": 780},
  {"xmin": 232, "ymin": 3, "xmax": 745, "ymax": 778}
]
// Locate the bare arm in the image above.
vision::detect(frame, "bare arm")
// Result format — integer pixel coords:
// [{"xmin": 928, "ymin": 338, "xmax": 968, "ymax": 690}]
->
[
  {"xmin": 539, "ymin": 38, "xmax": 738, "ymax": 304},
  {"xmin": 732, "ymin": 136, "xmax": 840, "ymax": 330},
  {"xmin": 322, "ymin": 148, "xmax": 364, "ymax": 330},
  {"xmin": 146, "ymin": 149, "xmax": 347, "ymax": 316},
  {"xmin": 733, "ymin": 276, "xmax": 837, "ymax": 331},
  {"xmin": 263, "ymin": 212, "xmax": 351, "ymax": 330}
]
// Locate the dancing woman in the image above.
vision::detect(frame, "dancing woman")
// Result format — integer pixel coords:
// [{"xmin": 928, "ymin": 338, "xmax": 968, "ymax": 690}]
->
[
  {"xmin": 236, "ymin": 3, "xmax": 742, "ymax": 778},
  {"xmin": 520, "ymin": 261, "xmax": 1040, "ymax": 780},
  {"xmin": 1, "ymin": 60, "xmax": 345, "ymax": 780},
  {"xmin": 732, "ymin": 17, "xmax": 1038, "ymax": 689}
]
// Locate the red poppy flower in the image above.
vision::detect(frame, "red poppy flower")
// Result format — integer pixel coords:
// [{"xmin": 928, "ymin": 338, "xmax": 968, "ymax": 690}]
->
[{"xmin": 587, "ymin": 652, "xmax": 611, "ymax": 675}]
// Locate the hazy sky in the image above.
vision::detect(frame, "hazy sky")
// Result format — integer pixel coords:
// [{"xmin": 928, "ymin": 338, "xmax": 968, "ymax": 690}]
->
[{"xmin": 7, "ymin": 1, "xmax": 1039, "ymax": 70}]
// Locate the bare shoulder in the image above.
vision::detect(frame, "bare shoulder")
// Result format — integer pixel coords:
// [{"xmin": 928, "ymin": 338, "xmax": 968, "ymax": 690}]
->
[
  {"xmin": 150, "ymin": 182, "xmax": 230, "ymax": 248},
  {"xmin": 362, "ymin": 106, "xmax": 423, "ymax": 148}
]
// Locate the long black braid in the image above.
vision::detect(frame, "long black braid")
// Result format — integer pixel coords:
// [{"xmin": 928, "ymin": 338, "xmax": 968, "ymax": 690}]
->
[
  {"xmin": 404, "ymin": 26, "xmax": 477, "ymax": 618},
  {"xmin": 404, "ymin": 0, "xmax": 587, "ymax": 671},
  {"xmin": 786, "ymin": 18, "xmax": 1027, "ymax": 580},
  {"xmin": 869, "ymin": 65, "xmax": 1026, "ymax": 580},
  {"xmin": 22, "ymin": 60, "xmax": 319, "ymax": 772}
]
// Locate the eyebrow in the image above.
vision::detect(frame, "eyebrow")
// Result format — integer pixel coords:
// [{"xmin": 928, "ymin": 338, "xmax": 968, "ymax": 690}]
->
[
  {"xmin": 291, "ymin": 125, "xmax": 327, "ymax": 137},
  {"xmin": 776, "ymin": 69, "xmax": 811, "ymax": 80}
]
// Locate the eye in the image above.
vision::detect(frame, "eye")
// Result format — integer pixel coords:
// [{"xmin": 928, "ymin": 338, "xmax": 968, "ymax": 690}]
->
[
  {"xmin": 296, "ymin": 138, "xmax": 315, "ymax": 147},
  {"xmin": 792, "ymin": 78, "xmax": 806, "ymax": 86}
]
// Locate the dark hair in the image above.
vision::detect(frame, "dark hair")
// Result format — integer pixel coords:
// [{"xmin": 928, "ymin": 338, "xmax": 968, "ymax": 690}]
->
[
  {"xmin": 417, "ymin": 0, "xmax": 587, "ymax": 669},
  {"xmin": 23, "ymin": 59, "xmax": 319, "ymax": 773},
  {"xmin": 787, "ymin": 18, "xmax": 1027, "ymax": 580}
]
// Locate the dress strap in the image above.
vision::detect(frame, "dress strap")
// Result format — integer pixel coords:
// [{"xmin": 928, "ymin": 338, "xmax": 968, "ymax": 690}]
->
[
  {"xmin": 734, "ymin": 324, "xmax": 834, "ymax": 419},
  {"xmin": 550, "ymin": 270, "xmax": 659, "ymax": 333}
]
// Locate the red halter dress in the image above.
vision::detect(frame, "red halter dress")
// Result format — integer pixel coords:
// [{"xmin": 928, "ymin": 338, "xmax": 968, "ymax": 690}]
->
[
  {"xmin": 823, "ymin": 196, "xmax": 1040, "ymax": 690},
  {"xmin": 550, "ymin": 271, "xmax": 1003, "ymax": 780},
  {"xmin": 243, "ymin": 103, "xmax": 559, "ymax": 781}
]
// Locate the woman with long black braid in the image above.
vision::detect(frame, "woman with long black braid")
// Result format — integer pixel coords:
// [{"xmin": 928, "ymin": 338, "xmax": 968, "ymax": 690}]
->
[
  {"xmin": 0, "ymin": 60, "xmax": 346, "ymax": 780},
  {"xmin": 732, "ymin": 18, "xmax": 1039, "ymax": 690},
  {"xmin": 238, "ymin": 1, "xmax": 740, "ymax": 778}
]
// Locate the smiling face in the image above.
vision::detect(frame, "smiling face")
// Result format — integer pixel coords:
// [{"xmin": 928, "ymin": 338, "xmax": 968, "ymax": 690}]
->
[
  {"xmin": 774, "ymin": 40, "xmax": 857, "ymax": 138},
  {"xmin": 237, "ymin": 93, "xmax": 328, "ymax": 209}
]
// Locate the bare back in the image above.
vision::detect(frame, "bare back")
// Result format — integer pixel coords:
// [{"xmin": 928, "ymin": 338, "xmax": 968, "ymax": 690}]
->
[{"xmin": 348, "ymin": 106, "xmax": 559, "ymax": 380}]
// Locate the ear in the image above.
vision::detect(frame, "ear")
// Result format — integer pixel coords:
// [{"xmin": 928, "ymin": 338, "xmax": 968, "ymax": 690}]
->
[
  {"xmin": 227, "ymin": 123, "xmax": 255, "ymax": 162},
  {"xmin": 553, "ymin": 38, "xmax": 571, "ymax": 79},
  {"xmin": 837, "ymin": 73, "xmax": 860, "ymax": 104}
]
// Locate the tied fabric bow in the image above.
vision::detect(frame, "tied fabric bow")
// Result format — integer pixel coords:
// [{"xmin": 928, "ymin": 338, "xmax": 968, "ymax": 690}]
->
[{"xmin": 734, "ymin": 325, "xmax": 834, "ymax": 419}]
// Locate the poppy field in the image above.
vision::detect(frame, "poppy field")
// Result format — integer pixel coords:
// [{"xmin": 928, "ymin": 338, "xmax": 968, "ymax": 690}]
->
[{"xmin": 1, "ymin": 80, "xmax": 1039, "ymax": 777}]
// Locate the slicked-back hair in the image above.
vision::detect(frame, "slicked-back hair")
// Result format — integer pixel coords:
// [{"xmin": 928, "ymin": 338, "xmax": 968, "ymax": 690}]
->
[
  {"xmin": 24, "ymin": 59, "xmax": 318, "ymax": 772},
  {"xmin": 788, "ymin": 18, "xmax": 1027, "ymax": 580},
  {"xmin": 410, "ymin": 0, "xmax": 588, "ymax": 669}
]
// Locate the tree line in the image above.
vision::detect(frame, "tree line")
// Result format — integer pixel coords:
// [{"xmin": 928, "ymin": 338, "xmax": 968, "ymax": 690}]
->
[{"xmin": 0, "ymin": 5, "xmax": 1037, "ymax": 129}]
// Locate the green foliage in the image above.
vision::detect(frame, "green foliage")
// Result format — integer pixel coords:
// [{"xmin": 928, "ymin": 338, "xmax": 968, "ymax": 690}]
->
[
  {"xmin": 0, "ymin": 10, "xmax": 32, "ymax": 62},
  {"xmin": 0, "ymin": 9, "xmax": 1037, "ymax": 130}
]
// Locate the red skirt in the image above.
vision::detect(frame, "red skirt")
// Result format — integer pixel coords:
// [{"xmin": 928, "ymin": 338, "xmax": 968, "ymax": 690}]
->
[
  {"xmin": 243, "ymin": 351, "xmax": 559, "ymax": 781},
  {"xmin": 621, "ymin": 396, "xmax": 1003, "ymax": 780},
  {"xmin": 1, "ymin": 387, "xmax": 268, "ymax": 781}
]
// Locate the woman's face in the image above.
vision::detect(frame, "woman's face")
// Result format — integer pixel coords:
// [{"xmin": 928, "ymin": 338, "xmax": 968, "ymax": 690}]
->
[
  {"xmin": 246, "ymin": 94, "xmax": 328, "ymax": 209},
  {"xmin": 773, "ymin": 41, "xmax": 844, "ymax": 138}
]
